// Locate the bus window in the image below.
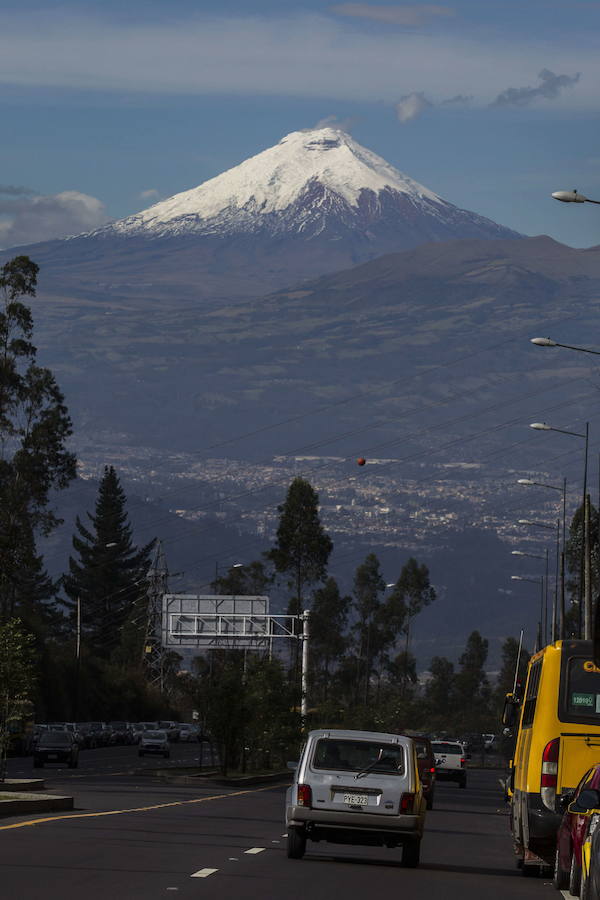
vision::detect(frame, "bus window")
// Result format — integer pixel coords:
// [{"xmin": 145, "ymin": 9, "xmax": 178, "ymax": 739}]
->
[
  {"xmin": 522, "ymin": 659, "xmax": 542, "ymax": 727},
  {"xmin": 560, "ymin": 657, "xmax": 600, "ymax": 722}
]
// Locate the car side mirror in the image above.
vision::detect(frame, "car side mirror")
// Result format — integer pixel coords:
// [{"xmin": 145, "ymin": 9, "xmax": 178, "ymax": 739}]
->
[
  {"xmin": 568, "ymin": 788, "xmax": 600, "ymax": 815},
  {"xmin": 502, "ymin": 697, "xmax": 517, "ymax": 728},
  {"xmin": 559, "ymin": 792, "xmax": 574, "ymax": 811},
  {"xmin": 287, "ymin": 761, "xmax": 298, "ymax": 771}
]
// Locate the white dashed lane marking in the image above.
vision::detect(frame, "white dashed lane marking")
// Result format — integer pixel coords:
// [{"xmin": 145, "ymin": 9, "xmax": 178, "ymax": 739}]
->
[
  {"xmin": 191, "ymin": 869, "xmax": 218, "ymax": 878},
  {"xmin": 244, "ymin": 847, "xmax": 265, "ymax": 854}
]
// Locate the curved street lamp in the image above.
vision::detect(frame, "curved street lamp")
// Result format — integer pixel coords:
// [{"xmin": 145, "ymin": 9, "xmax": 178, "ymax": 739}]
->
[
  {"xmin": 552, "ymin": 190, "xmax": 600, "ymax": 205},
  {"xmin": 530, "ymin": 337, "xmax": 600, "ymax": 355}
]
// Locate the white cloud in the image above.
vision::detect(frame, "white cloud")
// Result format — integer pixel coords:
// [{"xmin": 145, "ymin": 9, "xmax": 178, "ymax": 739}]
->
[
  {"xmin": 0, "ymin": 12, "xmax": 596, "ymax": 111},
  {"xmin": 395, "ymin": 92, "xmax": 432, "ymax": 122},
  {"xmin": 0, "ymin": 190, "xmax": 109, "ymax": 248},
  {"xmin": 139, "ymin": 188, "xmax": 160, "ymax": 201}
]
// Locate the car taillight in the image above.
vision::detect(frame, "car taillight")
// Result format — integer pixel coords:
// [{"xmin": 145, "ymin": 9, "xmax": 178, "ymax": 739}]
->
[
  {"xmin": 400, "ymin": 792, "xmax": 414, "ymax": 812},
  {"xmin": 460, "ymin": 757, "xmax": 465, "ymax": 767},
  {"xmin": 430, "ymin": 767, "xmax": 436, "ymax": 774},
  {"xmin": 541, "ymin": 738, "xmax": 559, "ymax": 811},
  {"xmin": 297, "ymin": 784, "xmax": 312, "ymax": 807}
]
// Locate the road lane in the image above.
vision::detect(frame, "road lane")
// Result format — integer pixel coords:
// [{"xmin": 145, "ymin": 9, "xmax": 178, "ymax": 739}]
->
[{"xmin": 0, "ymin": 768, "xmax": 558, "ymax": 900}]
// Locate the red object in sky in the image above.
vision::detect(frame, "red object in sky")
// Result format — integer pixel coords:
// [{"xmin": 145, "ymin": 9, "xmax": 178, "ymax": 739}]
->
[{"xmin": 357, "ymin": 457, "xmax": 366, "ymax": 466}]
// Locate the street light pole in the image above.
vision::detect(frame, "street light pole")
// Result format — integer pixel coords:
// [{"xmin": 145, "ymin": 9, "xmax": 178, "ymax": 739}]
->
[
  {"xmin": 511, "ymin": 575, "xmax": 544, "ymax": 651},
  {"xmin": 300, "ymin": 610, "xmax": 310, "ymax": 725},
  {"xmin": 517, "ymin": 478, "xmax": 567, "ymax": 640},
  {"xmin": 530, "ymin": 422, "xmax": 590, "ymax": 639}
]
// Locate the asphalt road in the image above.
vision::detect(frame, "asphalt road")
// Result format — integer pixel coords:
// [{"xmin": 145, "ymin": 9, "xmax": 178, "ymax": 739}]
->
[{"xmin": 0, "ymin": 751, "xmax": 562, "ymax": 900}]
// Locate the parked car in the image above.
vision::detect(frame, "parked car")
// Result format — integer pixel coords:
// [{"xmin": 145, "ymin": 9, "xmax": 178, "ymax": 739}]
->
[
  {"xmin": 158, "ymin": 721, "xmax": 180, "ymax": 742},
  {"xmin": 133, "ymin": 722, "xmax": 159, "ymax": 743},
  {"xmin": 108, "ymin": 722, "xmax": 133, "ymax": 745},
  {"xmin": 76, "ymin": 723, "xmax": 99, "ymax": 748},
  {"xmin": 178, "ymin": 724, "xmax": 200, "ymax": 742},
  {"xmin": 138, "ymin": 730, "xmax": 170, "ymax": 759},
  {"xmin": 404, "ymin": 734, "xmax": 436, "ymax": 810},
  {"xmin": 87, "ymin": 722, "xmax": 110, "ymax": 746},
  {"xmin": 579, "ymin": 797, "xmax": 600, "ymax": 900},
  {"xmin": 33, "ymin": 730, "xmax": 79, "ymax": 768},
  {"xmin": 285, "ymin": 729, "xmax": 426, "ymax": 865},
  {"xmin": 52, "ymin": 722, "xmax": 85, "ymax": 748},
  {"xmin": 554, "ymin": 765, "xmax": 600, "ymax": 895},
  {"xmin": 431, "ymin": 741, "xmax": 467, "ymax": 788}
]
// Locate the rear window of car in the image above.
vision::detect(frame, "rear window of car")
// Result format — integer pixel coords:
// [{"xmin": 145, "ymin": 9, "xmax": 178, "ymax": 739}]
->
[
  {"xmin": 432, "ymin": 742, "xmax": 462, "ymax": 755},
  {"xmin": 144, "ymin": 731, "xmax": 166, "ymax": 740},
  {"xmin": 39, "ymin": 732, "xmax": 71, "ymax": 745},
  {"xmin": 312, "ymin": 738, "xmax": 405, "ymax": 775}
]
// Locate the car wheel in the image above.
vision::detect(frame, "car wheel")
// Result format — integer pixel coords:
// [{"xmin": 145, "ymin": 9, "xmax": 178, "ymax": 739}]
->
[
  {"xmin": 164, "ymin": 752, "xmax": 170, "ymax": 759},
  {"xmin": 553, "ymin": 845, "xmax": 569, "ymax": 890},
  {"xmin": 138, "ymin": 751, "xmax": 144, "ymax": 757},
  {"xmin": 33, "ymin": 759, "xmax": 43, "ymax": 769},
  {"xmin": 459, "ymin": 777, "xmax": 467, "ymax": 789},
  {"xmin": 402, "ymin": 839, "xmax": 421, "ymax": 868},
  {"xmin": 426, "ymin": 792, "xmax": 434, "ymax": 811},
  {"xmin": 287, "ymin": 826, "xmax": 306, "ymax": 859},
  {"xmin": 570, "ymin": 854, "xmax": 582, "ymax": 897},
  {"xmin": 69, "ymin": 759, "xmax": 78, "ymax": 769}
]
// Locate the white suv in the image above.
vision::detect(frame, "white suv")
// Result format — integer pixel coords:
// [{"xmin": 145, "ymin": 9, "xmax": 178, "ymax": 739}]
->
[
  {"xmin": 431, "ymin": 741, "xmax": 467, "ymax": 788},
  {"xmin": 286, "ymin": 729, "xmax": 426, "ymax": 866}
]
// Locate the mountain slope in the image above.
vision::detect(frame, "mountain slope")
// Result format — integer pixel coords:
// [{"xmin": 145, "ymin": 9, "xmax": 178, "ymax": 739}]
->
[{"xmin": 3, "ymin": 128, "xmax": 521, "ymax": 303}]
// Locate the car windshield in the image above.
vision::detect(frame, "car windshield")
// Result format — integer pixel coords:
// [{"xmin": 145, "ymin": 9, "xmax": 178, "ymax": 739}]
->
[
  {"xmin": 144, "ymin": 731, "xmax": 166, "ymax": 740},
  {"xmin": 312, "ymin": 738, "xmax": 404, "ymax": 775},
  {"xmin": 40, "ymin": 732, "xmax": 71, "ymax": 745},
  {"xmin": 432, "ymin": 743, "xmax": 462, "ymax": 755}
]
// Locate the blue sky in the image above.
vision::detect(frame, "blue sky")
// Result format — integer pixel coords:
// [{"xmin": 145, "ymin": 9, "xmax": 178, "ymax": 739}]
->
[{"xmin": 1, "ymin": 0, "xmax": 599, "ymax": 248}]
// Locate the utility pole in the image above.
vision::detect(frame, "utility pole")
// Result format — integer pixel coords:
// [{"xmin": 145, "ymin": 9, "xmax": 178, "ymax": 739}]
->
[
  {"xmin": 585, "ymin": 493, "xmax": 592, "ymax": 639},
  {"xmin": 73, "ymin": 596, "xmax": 81, "ymax": 720},
  {"xmin": 142, "ymin": 540, "xmax": 169, "ymax": 688},
  {"xmin": 300, "ymin": 610, "xmax": 310, "ymax": 725}
]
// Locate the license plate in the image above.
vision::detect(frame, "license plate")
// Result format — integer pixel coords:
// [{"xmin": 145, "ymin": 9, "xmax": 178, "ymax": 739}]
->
[
  {"xmin": 48, "ymin": 754, "xmax": 58, "ymax": 759},
  {"xmin": 343, "ymin": 793, "xmax": 368, "ymax": 806}
]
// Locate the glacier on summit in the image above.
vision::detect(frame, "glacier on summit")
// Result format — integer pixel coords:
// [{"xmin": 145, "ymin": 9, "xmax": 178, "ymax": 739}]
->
[{"xmin": 92, "ymin": 127, "xmax": 519, "ymax": 244}]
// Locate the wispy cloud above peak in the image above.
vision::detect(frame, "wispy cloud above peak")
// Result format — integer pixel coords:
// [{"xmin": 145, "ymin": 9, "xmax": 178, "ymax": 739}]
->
[
  {"xmin": 491, "ymin": 68, "xmax": 581, "ymax": 107},
  {"xmin": 331, "ymin": 3, "xmax": 455, "ymax": 26},
  {"xmin": 396, "ymin": 92, "xmax": 432, "ymax": 122}
]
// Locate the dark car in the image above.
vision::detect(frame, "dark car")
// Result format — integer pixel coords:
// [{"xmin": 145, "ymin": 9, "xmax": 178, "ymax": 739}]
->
[
  {"xmin": 554, "ymin": 764, "xmax": 600, "ymax": 896},
  {"xmin": 33, "ymin": 730, "xmax": 79, "ymax": 769},
  {"xmin": 580, "ymin": 797, "xmax": 600, "ymax": 900},
  {"xmin": 404, "ymin": 734, "xmax": 436, "ymax": 810}
]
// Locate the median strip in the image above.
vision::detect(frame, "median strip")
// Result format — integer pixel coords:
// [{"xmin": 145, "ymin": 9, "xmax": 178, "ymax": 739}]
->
[{"xmin": 0, "ymin": 784, "xmax": 279, "ymax": 832}]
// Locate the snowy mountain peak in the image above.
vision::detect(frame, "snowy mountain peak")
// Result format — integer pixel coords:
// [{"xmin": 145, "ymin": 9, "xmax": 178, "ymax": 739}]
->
[
  {"xmin": 104, "ymin": 127, "xmax": 445, "ymax": 239},
  {"xmin": 89, "ymin": 127, "xmax": 518, "ymax": 249}
]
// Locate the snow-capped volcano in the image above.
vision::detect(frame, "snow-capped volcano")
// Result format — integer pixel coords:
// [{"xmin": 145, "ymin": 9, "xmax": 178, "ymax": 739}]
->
[{"xmin": 96, "ymin": 127, "xmax": 519, "ymax": 245}]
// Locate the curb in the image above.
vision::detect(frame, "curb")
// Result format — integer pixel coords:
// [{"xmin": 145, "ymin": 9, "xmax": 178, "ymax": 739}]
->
[
  {"xmin": 0, "ymin": 793, "xmax": 74, "ymax": 817},
  {"xmin": 0, "ymin": 779, "xmax": 45, "ymax": 792},
  {"xmin": 214, "ymin": 772, "xmax": 293, "ymax": 787}
]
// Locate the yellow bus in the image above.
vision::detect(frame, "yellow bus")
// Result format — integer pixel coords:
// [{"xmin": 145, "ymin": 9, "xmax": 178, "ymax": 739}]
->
[{"xmin": 504, "ymin": 639, "xmax": 600, "ymax": 874}]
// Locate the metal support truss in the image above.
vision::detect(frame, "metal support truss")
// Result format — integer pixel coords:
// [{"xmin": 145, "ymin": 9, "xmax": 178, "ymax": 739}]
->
[{"xmin": 143, "ymin": 540, "xmax": 169, "ymax": 689}]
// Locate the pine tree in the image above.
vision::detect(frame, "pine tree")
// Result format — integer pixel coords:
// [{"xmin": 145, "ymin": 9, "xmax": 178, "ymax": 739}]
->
[
  {"xmin": 267, "ymin": 477, "xmax": 333, "ymax": 616},
  {"xmin": 309, "ymin": 577, "xmax": 350, "ymax": 702},
  {"xmin": 0, "ymin": 255, "xmax": 76, "ymax": 622},
  {"xmin": 212, "ymin": 560, "xmax": 271, "ymax": 595},
  {"xmin": 352, "ymin": 553, "xmax": 386, "ymax": 704},
  {"xmin": 63, "ymin": 466, "xmax": 153, "ymax": 658}
]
